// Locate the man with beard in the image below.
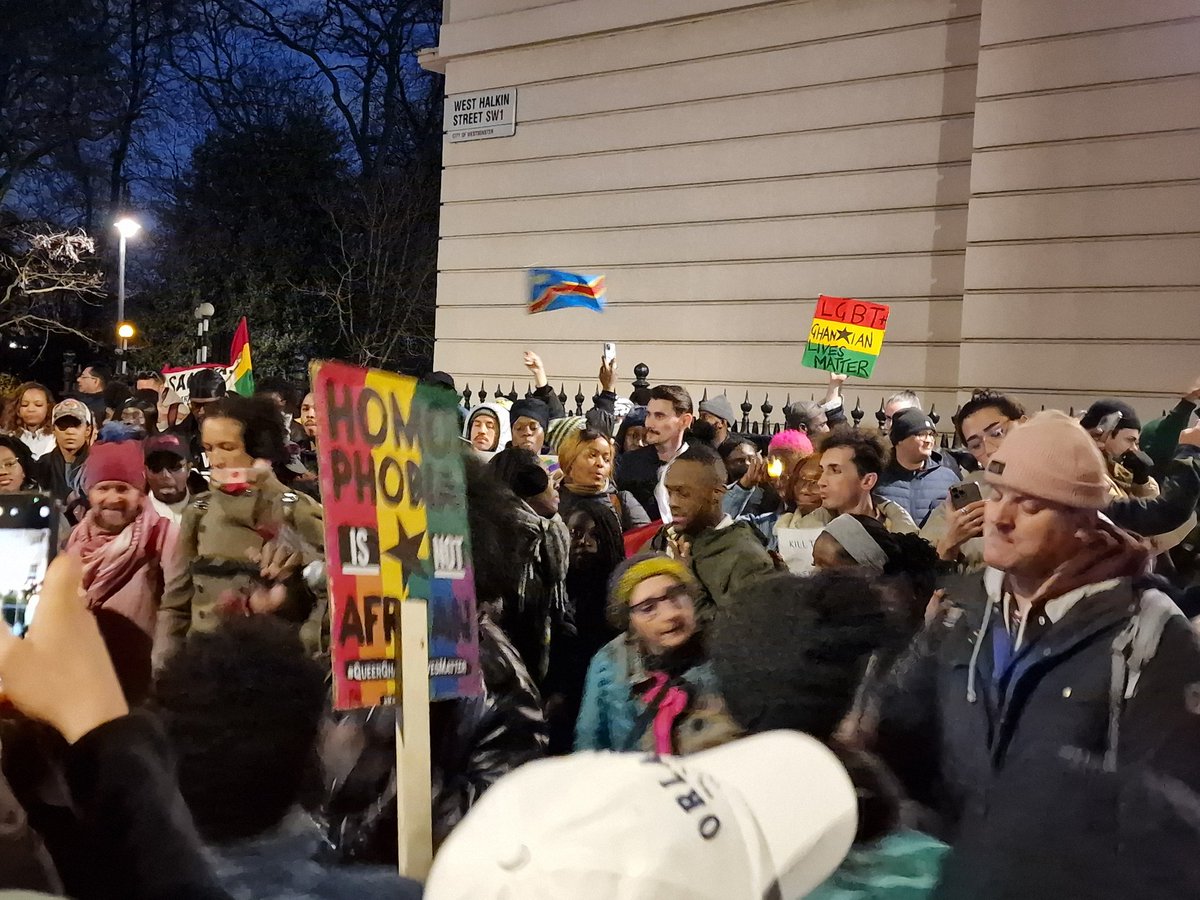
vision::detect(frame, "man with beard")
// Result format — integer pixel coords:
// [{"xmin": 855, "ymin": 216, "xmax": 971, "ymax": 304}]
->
[
  {"xmin": 66, "ymin": 431, "xmax": 176, "ymax": 645},
  {"xmin": 615, "ymin": 385, "xmax": 693, "ymax": 521}
]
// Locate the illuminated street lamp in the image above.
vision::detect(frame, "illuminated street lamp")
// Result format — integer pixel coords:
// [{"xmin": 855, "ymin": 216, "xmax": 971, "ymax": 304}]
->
[{"xmin": 116, "ymin": 321, "xmax": 137, "ymax": 375}]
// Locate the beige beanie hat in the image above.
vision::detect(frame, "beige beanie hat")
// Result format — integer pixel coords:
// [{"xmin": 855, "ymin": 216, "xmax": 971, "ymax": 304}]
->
[{"xmin": 984, "ymin": 410, "xmax": 1110, "ymax": 509}]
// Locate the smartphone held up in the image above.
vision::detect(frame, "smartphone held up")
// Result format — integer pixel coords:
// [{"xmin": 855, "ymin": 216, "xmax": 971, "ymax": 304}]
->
[{"xmin": 0, "ymin": 493, "xmax": 57, "ymax": 637}]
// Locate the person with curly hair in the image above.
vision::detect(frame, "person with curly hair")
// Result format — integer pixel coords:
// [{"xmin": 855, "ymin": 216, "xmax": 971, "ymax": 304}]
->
[
  {"xmin": 2, "ymin": 382, "xmax": 56, "ymax": 459},
  {"xmin": 156, "ymin": 395, "xmax": 325, "ymax": 663},
  {"xmin": 0, "ymin": 434, "xmax": 40, "ymax": 493},
  {"xmin": 708, "ymin": 570, "xmax": 948, "ymax": 899},
  {"xmin": 795, "ymin": 426, "xmax": 918, "ymax": 534},
  {"xmin": 155, "ymin": 616, "xmax": 421, "ymax": 898}
]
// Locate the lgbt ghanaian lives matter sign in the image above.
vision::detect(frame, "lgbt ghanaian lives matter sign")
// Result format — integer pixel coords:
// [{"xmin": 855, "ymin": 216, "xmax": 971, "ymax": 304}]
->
[
  {"xmin": 313, "ymin": 361, "xmax": 482, "ymax": 710},
  {"xmin": 802, "ymin": 295, "xmax": 891, "ymax": 379}
]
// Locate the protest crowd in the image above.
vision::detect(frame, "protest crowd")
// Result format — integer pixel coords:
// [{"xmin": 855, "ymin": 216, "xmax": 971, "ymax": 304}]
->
[{"xmin": 2, "ymin": 347, "xmax": 1200, "ymax": 900}]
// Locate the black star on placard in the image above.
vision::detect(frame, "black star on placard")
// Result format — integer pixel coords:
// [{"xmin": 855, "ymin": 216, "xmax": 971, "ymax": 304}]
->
[
  {"xmin": 834, "ymin": 327, "xmax": 852, "ymax": 342},
  {"xmin": 383, "ymin": 517, "xmax": 428, "ymax": 590}
]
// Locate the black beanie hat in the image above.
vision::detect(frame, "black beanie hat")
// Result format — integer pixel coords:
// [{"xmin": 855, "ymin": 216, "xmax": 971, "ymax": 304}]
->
[
  {"xmin": 1080, "ymin": 398, "xmax": 1141, "ymax": 433},
  {"xmin": 889, "ymin": 407, "xmax": 936, "ymax": 445},
  {"xmin": 488, "ymin": 447, "xmax": 550, "ymax": 499},
  {"xmin": 509, "ymin": 398, "xmax": 550, "ymax": 432}
]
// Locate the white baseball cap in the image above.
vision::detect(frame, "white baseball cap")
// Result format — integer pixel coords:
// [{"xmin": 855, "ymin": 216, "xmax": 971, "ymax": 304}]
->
[{"xmin": 425, "ymin": 731, "xmax": 858, "ymax": 900}]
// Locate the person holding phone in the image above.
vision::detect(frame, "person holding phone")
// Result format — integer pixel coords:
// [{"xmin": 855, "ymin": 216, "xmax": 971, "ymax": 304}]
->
[
  {"xmin": 1080, "ymin": 399, "xmax": 1157, "ymax": 501},
  {"xmin": 923, "ymin": 391, "xmax": 1027, "ymax": 567}
]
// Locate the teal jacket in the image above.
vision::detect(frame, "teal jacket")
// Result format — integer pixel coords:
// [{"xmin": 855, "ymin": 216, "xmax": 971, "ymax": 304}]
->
[
  {"xmin": 809, "ymin": 829, "xmax": 948, "ymax": 899},
  {"xmin": 574, "ymin": 636, "xmax": 641, "ymax": 752},
  {"xmin": 573, "ymin": 635, "xmax": 727, "ymax": 752}
]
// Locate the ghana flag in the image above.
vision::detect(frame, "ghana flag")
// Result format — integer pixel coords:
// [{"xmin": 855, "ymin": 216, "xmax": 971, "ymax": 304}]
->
[
  {"xmin": 229, "ymin": 317, "xmax": 255, "ymax": 396},
  {"xmin": 801, "ymin": 295, "xmax": 891, "ymax": 379}
]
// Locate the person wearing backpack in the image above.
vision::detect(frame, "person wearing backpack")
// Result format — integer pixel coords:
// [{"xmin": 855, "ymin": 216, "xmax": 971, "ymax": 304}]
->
[{"xmin": 873, "ymin": 411, "xmax": 1200, "ymax": 864}]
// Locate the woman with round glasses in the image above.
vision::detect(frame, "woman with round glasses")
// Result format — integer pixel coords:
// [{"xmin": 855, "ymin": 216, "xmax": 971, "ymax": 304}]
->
[{"xmin": 574, "ymin": 554, "xmax": 740, "ymax": 754}]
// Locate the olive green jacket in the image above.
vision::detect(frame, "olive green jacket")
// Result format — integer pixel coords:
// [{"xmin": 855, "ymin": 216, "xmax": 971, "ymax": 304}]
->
[{"xmin": 154, "ymin": 473, "xmax": 326, "ymax": 664}]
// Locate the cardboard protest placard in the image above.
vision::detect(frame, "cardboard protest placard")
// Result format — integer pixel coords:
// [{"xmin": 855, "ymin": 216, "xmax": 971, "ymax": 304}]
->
[
  {"xmin": 802, "ymin": 295, "xmax": 890, "ymax": 379},
  {"xmin": 312, "ymin": 360, "xmax": 482, "ymax": 709},
  {"xmin": 776, "ymin": 526, "xmax": 823, "ymax": 573}
]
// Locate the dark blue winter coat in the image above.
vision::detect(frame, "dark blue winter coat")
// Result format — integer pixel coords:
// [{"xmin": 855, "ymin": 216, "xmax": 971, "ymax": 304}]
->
[
  {"xmin": 875, "ymin": 570, "xmax": 1200, "ymax": 846},
  {"xmin": 875, "ymin": 452, "xmax": 961, "ymax": 528}
]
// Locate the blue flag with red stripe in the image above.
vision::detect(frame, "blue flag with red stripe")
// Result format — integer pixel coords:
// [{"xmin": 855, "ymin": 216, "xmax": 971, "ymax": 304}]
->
[{"xmin": 527, "ymin": 268, "xmax": 607, "ymax": 314}]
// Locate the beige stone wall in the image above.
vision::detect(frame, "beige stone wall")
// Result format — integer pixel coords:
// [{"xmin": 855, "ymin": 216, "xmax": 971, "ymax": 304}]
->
[
  {"xmin": 429, "ymin": 0, "xmax": 1200, "ymax": 422},
  {"xmin": 960, "ymin": 0, "xmax": 1200, "ymax": 419}
]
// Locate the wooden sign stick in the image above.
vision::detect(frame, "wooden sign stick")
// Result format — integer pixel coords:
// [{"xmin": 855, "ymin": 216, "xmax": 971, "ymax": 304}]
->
[{"xmin": 396, "ymin": 597, "xmax": 433, "ymax": 879}]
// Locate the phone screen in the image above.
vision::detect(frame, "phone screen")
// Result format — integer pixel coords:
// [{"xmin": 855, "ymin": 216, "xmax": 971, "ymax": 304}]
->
[{"xmin": 0, "ymin": 495, "xmax": 56, "ymax": 637}]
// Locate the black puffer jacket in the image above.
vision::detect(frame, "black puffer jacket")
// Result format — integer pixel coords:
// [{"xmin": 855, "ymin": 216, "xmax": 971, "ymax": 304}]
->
[{"xmin": 318, "ymin": 612, "xmax": 547, "ymax": 861}]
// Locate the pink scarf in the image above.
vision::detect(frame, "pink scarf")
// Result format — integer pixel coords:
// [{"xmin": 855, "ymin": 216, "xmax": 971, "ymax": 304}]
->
[
  {"xmin": 67, "ymin": 503, "xmax": 166, "ymax": 610},
  {"xmin": 641, "ymin": 672, "xmax": 692, "ymax": 755}
]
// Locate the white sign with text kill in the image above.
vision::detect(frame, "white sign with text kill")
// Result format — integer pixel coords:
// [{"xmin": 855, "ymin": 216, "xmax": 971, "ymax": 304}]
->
[{"xmin": 444, "ymin": 86, "xmax": 518, "ymax": 142}]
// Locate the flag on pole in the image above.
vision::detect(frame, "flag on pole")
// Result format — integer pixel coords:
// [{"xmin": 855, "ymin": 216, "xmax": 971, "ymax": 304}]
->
[
  {"xmin": 527, "ymin": 268, "xmax": 607, "ymax": 314},
  {"xmin": 229, "ymin": 317, "xmax": 255, "ymax": 396}
]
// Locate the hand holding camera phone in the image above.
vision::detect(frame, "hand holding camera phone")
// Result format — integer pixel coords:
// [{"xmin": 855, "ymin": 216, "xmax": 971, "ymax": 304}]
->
[
  {"xmin": 949, "ymin": 481, "xmax": 983, "ymax": 510},
  {"xmin": 0, "ymin": 493, "xmax": 57, "ymax": 637}
]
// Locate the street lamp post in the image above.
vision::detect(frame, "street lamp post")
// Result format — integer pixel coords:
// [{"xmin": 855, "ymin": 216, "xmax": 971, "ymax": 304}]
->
[
  {"xmin": 194, "ymin": 302, "xmax": 215, "ymax": 364},
  {"xmin": 113, "ymin": 217, "xmax": 141, "ymax": 363}
]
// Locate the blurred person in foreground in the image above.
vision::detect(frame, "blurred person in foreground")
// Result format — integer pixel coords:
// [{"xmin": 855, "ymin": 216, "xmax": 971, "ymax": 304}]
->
[
  {"xmin": 710, "ymin": 570, "xmax": 950, "ymax": 899},
  {"xmin": 319, "ymin": 456, "xmax": 547, "ymax": 861},
  {"xmin": 875, "ymin": 412, "xmax": 1200, "ymax": 866},
  {"xmin": 155, "ymin": 617, "xmax": 420, "ymax": 899},
  {"xmin": 425, "ymin": 730, "xmax": 858, "ymax": 900},
  {"xmin": 0, "ymin": 555, "xmax": 231, "ymax": 898}
]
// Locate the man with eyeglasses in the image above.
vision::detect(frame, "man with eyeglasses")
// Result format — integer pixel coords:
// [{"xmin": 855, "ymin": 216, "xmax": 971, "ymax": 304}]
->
[
  {"xmin": 928, "ymin": 391, "xmax": 1200, "ymax": 565},
  {"xmin": 144, "ymin": 433, "xmax": 205, "ymax": 526},
  {"xmin": 74, "ymin": 363, "xmax": 111, "ymax": 425},
  {"xmin": 875, "ymin": 408, "xmax": 961, "ymax": 528},
  {"xmin": 924, "ymin": 391, "xmax": 1027, "ymax": 566}
]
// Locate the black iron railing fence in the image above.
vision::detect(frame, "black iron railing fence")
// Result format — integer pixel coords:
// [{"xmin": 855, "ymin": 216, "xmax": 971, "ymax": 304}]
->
[{"xmin": 459, "ymin": 362, "xmax": 964, "ymax": 442}]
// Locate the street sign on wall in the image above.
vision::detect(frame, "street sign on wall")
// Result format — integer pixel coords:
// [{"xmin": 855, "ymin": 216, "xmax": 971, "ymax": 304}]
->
[{"xmin": 445, "ymin": 86, "xmax": 518, "ymax": 142}]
